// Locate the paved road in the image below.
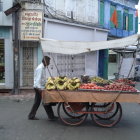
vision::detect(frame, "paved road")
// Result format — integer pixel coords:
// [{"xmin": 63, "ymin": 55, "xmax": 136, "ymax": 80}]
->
[{"xmin": 0, "ymin": 98, "xmax": 140, "ymax": 140}]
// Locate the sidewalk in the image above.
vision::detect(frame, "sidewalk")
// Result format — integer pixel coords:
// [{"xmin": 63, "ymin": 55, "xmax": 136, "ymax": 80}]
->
[{"xmin": 0, "ymin": 89, "xmax": 35, "ymax": 101}]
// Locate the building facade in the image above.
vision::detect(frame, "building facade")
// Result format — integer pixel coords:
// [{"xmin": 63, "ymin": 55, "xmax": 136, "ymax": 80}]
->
[
  {"xmin": 0, "ymin": 0, "xmax": 139, "ymax": 90},
  {"xmin": 44, "ymin": 0, "xmax": 139, "ymax": 79},
  {"xmin": 19, "ymin": 0, "xmax": 108, "ymax": 88},
  {"xmin": 98, "ymin": 0, "xmax": 139, "ymax": 79}
]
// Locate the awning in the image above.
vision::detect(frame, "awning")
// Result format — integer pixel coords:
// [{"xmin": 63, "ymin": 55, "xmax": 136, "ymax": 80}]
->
[{"xmin": 40, "ymin": 34, "xmax": 140, "ymax": 55}]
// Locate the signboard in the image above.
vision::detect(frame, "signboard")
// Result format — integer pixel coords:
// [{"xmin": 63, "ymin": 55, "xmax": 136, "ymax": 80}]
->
[{"xmin": 20, "ymin": 10, "xmax": 43, "ymax": 41}]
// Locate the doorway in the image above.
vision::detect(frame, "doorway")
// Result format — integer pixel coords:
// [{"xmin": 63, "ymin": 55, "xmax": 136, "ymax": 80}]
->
[
  {"xmin": 0, "ymin": 39, "xmax": 5, "ymax": 83},
  {"xmin": 21, "ymin": 41, "xmax": 38, "ymax": 87}
]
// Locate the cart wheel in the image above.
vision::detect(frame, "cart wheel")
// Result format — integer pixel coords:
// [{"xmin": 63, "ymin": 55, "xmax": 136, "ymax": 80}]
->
[
  {"xmin": 63, "ymin": 102, "xmax": 87, "ymax": 118},
  {"xmin": 94, "ymin": 103, "xmax": 119, "ymax": 120},
  {"xmin": 57, "ymin": 102, "xmax": 88, "ymax": 126},
  {"xmin": 90, "ymin": 102, "xmax": 122, "ymax": 127}
]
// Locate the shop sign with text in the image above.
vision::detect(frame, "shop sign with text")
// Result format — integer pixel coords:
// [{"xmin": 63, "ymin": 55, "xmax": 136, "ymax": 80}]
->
[{"xmin": 20, "ymin": 10, "xmax": 43, "ymax": 41}]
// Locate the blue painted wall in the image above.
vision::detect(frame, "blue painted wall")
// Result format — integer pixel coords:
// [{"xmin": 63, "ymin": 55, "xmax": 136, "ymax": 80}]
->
[
  {"xmin": 101, "ymin": 0, "xmax": 137, "ymax": 38},
  {"xmin": 0, "ymin": 27, "xmax": 10, "ymax": 38},
  {"xmin": 98, "ymin": 0, "xmax": 137, "ymax": 79}
]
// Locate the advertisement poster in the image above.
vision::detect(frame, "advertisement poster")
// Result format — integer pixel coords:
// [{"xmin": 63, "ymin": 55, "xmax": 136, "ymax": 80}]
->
[{"xmin": 20, "ymin": 10, "xmax": 43, "ymax": 41}]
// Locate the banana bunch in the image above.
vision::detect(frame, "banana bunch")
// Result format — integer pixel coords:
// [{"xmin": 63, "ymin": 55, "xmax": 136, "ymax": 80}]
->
[
  {"xmin": 90, "ymin": 76, "xmax": 110, "ymax": 84},
  {"xmin": 67, "ymin": 77, "xmax": 81, "ymax": 90},
  {"xmin": 45, "ymin": 77, "xmax": 56, "ymax": 90},
  {"xmin": 55, "ymin": 76, "xmax": 68, "ymax": 90},
  {"xmin": 45, "ymin": 83, "xmax": 56, "ymax": 90},
  {"xmin": 47, "ymin": 77, "xmax": 55, "ymax": 83},
  {"xmin": 45, "ymin": 76, "xmax": 81, "ymax": 90},
  {"xmin": 56, "ymin": 80, "xmax": 68, "ymax": 90},
  {"xmin": 55, "ymin": 76, "xmax": 68, "ymax": 83}
]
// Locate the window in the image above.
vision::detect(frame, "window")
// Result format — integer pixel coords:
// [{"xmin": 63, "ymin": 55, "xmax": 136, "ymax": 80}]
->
[
  {"xmin": 110, "ymin": 4, "xmax": 116, "ymax": 28},
  {"xmin": 117, "ymin": 10, "xmax": 122, "ymax": 29},
  {"xmin": 135, "ymin": 16, "xmax": 138, "ymax": 33},
  {"xmin": 109, "ymin": 54, "xmax": 117, "ymax": 63},
  {"xmin": 123, "ymin": 9, "xmax": 129, "ymax": 30},
  {"xmin": 0, "ymin": 1, "xmax": 3, "ymax": 11},
  {"xmin": 0, "ymin": 39, "xmax": 5, "ymax": 83},
  {"xmin": 135, "ymin": 10, "xmax": 138, "ymax": 33},
  {"xmin": 128, "ymin": 14, "xmax": 133, "ymax": 31},
  {"xmin": 123, "ymin": 9, "xmax": 133, "ymax": 31},
  {"xmin": 99, "ymin": 0, "xmax": 104, "ymax": 26}
]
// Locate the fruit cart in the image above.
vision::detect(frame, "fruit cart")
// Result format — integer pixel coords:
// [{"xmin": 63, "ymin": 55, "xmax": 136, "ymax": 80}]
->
[
  {"xmin": 41, "ymin": 89, "xmax": 140, "ymax": 127},
  {"xmin": 40, "ymin": 34, "xmax": 140, "ymax": 127}
]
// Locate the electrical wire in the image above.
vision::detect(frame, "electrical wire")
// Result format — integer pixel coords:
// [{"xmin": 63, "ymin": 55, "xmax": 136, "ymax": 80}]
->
[
  {"xmin": 43, "ymin": 0, "xmax": 98, "ymax": 28},
  {"xmin": 43, "ymin": 0, "xmax": 70, "ymax": 19}
]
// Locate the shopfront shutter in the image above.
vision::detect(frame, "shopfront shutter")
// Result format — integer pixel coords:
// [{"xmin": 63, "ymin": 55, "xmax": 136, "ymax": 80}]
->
[
  {"xmin": 117, "ymin": 10, "xmax": 122, "ymax": 29},
  {"xmin": 100, "ymin": 1, "xmax": 104, "ymax": 25},
  {"xmin": 128, "ymin": 14, "xmax": 133, "ymax": 31},
  {"xmin": 22, "ymin": 47, "xmax": 34, "ymax": 86}
]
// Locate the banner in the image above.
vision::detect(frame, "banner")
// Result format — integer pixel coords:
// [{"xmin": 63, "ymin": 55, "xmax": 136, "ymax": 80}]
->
[
  {"xmin": 110, "ymin": 10, "xmax": 118, "ymax": 27},
  {"xmin": 20, "ymin": 10, "xmax": 43, "ymax": 41}
]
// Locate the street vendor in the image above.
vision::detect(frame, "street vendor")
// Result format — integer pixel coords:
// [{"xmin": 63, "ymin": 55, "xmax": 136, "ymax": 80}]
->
[{"xmin": 28, "ymin": 56, "xmax": 57, "ymax": 121}]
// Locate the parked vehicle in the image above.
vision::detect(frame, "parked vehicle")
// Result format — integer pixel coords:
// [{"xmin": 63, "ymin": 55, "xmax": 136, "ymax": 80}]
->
[{"xmin": 134, "ymin": 65, "xmax": 140, "ymax": 81}]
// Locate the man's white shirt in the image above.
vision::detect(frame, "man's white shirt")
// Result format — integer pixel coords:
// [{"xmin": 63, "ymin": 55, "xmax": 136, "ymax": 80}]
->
[{"xmin": 34, "ymin": 63, "xmax": 47, "ymax": 89}]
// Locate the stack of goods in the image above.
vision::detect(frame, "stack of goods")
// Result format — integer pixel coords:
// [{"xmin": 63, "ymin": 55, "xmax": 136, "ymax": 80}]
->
[
  {"xmin": 45, "ymin": 76, "xmax": 81, "ymax": 90},
  {"xmin": 115, "ymin": 78, "xmax": 136, "ymax": 86},
  {"xmin": 90, "ymin": 76, "xmax": 111, "ymax": 86},
  {"xmin": 79, "ymin": 83, "xmax": 104, "ymax": 90},
  {"xmin": 45, "ymin": 76, "xmax": 138, "ymax": 93},
  {"xmin": 104, "ymin": 83, "xmax": 137, "ymax": 92}
]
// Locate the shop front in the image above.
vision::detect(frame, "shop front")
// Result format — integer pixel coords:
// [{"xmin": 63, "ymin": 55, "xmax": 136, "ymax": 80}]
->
[
  {"xmin": 0, "ymin": 27, "xmax": 13, "ymax": 89},
  {"xmin": 0, "ymin": 39, "xmax": 4, "ymax": 84},
  {"xmin": 19, "ymin": 10, "xmax": 43, "ymax": 88}
]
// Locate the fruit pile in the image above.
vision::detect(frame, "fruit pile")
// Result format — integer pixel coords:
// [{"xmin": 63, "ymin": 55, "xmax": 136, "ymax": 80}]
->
[
  {"xmin": 90, "ymin": 77, "xmax": 110, "ymax": 85},
  {"xmin": 45, "ymin": 76, "xmax": 137, "ymax": 93},
  {"xmin": 104, "ymin": 83, "xmax": 137, "ymax": 92},
  {"xmin": 79, "ymin": 83, "xmax": 104, "ymax": 90},
  {"xmin": 115, "ymin": 78, "xmax": 135, "ymax": 85},
  {"xmin": 45, "ymin": 76, "xmax": 81, "ymax": 90}
]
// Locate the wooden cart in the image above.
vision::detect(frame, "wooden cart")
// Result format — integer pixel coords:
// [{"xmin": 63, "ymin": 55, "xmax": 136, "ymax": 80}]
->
[{"xmin": 42, "ymin": 89, "xmax": 140, "ymax": 127}]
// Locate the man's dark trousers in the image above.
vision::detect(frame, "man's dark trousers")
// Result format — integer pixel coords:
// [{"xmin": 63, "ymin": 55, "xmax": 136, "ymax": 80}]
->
[{"xmin": 28, "ymin": 88, "xmax": 55, "ymax": 119}]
